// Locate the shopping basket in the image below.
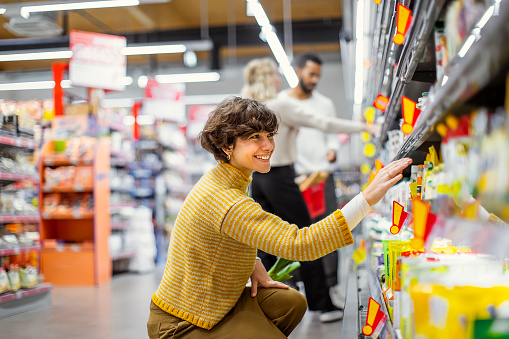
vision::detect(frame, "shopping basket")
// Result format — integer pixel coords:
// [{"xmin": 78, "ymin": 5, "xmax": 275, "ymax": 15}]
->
[{"xmin": 301, "ymin": 181, "xmax": 326, "ymax": 219}]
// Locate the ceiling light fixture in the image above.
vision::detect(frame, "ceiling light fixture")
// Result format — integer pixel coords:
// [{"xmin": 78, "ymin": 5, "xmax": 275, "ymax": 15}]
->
[
  {"xmin": 246, "ymin": 0, "xmax": 298, "ymax": 88},
  {"xmin": 0, "ymin": 80, "xmax": 71, "ymax": 91},
  {"xmin": 123, "ymin": 44, "xmax": 186, "ymax": 56},
  {"xmin": 20, "ymin": 0, "xmax": 140, "ymax": 19},
  {"xmin": 137, "ymin": 72, "xmax": 220, "ymax": 88},
  {"xmin": 0, "ymin": 49, "xmax": 73, "ymax": 62},
  {"xmin": 0, "ymin": 41, "xmax": 211, "ymax": 62},
  {"xmin": 155, "ymin": 72, "xmax": 220, "ymax": 84},
  {"xmin": 0, "ymin": 77, "xmax": 132, "ymax": 91}
]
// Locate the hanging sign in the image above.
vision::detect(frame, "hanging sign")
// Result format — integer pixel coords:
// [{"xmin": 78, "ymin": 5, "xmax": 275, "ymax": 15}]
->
[
  {"xmin": 142, "ymin": 78, "xmax": 185, "ymax": 122},
  {"xmin": 69, "ymin": 30, "xmax": 126, "ymax": 91}
]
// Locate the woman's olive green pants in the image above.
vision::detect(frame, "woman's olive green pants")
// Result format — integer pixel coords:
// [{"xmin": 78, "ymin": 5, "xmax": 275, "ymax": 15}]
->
[{"xmin": 147, "ymin": 287, "xmax": 307, "ymax": 338}]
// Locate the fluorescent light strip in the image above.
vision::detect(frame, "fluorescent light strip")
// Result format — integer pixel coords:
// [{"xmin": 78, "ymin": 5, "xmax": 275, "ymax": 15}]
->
[
  {"xmin": 123, "ymin": 44, "xmax": 186, "ymax": 56},
  {"xmin": 123, "ymin": 116, "xmax": 135, "ymax": 125},
  {"xmin": 0, "ymin": 77, "xmax": 132, "ymax": 91},
  {"xmin": 0, "ymin": 43, "xmax": 193, "ymax": 62},
  {"xmin": 477, "ymin": 5, "xmax": 494, "ymax": 29},
  {"xmin": 248, "ymin": 1, "xmax": 298, "ymax": 88},
  {"xmin": 155, "ymin": 72, "xmax": 220, "ymax": 84},
  {"xmin": 252, "ymin": 2, "xmax": 271, "ymax": 27},
  {"xmin": 0, "ymin": 80, "xmax": 71, "ymax": 91},
  {"xmin": 21, "ymin": 0, "xmax": 139, "ymax": 18},
  {"xmin": 353, "ymin": 0, "xmax": 365, "ymax": 105},
  {"xmin": 458, "ymin": 34, "xmax": 476, "ymax": 58},
  {"xmin": 136, "ymin": 114, "xmax": 156, "ymax": 125},
  {"xmin": 104, "ymin": 94, "xmax": 237, "ymax": 108},
  {"xmin": 0, "ymin": 50, "xmax": 72, "ymax": 62}
]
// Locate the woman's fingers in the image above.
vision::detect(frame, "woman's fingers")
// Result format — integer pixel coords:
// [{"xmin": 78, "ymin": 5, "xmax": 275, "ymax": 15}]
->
[{"xmin": 384, "ymin": 158, "xmax": 412, "ymax": 179}]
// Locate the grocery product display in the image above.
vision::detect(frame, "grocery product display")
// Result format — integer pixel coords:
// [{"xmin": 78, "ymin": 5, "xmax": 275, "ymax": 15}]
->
[
  {"xmin": 39, "ymin": 137, "xmax": 111, "ymax": 286},
  {"xmin": 0, "ymin": 131, "xmax": 52, "ymax": 319},
  {"xmin": 343, "ymin": 1, "xmax": 509, "ymax": 338}
]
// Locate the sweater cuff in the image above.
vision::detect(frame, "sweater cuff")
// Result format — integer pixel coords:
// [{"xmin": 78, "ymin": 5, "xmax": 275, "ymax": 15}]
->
[{"xmin": 341, "ymin": 192, "xmax": 371, "ymax": 230}]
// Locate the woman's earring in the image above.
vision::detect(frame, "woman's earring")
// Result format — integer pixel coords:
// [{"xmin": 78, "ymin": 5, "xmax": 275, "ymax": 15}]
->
[{"xmin": 227, "ymin": 154, "xmax": 231, "ymax": 161}]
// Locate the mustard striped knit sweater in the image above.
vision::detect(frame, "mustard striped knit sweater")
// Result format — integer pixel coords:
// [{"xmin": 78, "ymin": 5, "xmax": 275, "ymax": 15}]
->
[{"xmin": 152, "ymin": 162, "xmax": 354, "ymax": 330}]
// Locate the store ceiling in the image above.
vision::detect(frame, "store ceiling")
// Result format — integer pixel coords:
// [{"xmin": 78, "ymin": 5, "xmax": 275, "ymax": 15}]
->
[{"xmin": 0, "ymin": 0, "xmax": 343, "ymax": 73}]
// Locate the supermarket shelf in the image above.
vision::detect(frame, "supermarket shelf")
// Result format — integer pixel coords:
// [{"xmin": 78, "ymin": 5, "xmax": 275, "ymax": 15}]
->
[
  {"xmin": 0, "ymin": 135, "xmax": 36, "ymax": 149},
  {"xmin": 110, "ymin": 186, "xmax": 133, "ymax": 193},
  {"xmin": 378, "ymin": 0, "xmax": 447, "ymax": 148},
  {"xmin": 0, "ymin": 215, "xmax": 39, "ymax": 223},
  {"xmin": 132, "ymin": 187, "xmax": 154, "ymax": 198},
  {"xmin": 41, "ymin": 211, "xmax": 94, "ymax": 220},
  {"xmin": 111, "ymin": 250, "xmax": 136, "ymax": 261},
  {"xmin": 342, "ymin": 254, "xmax": 396, "ymax": 338},
  {"xmin": 341, "ymin": 257, "xmax": 361, "ymax": 338},
  {"xmin": 110, "ymin": 150, "xmax": 134, "ymax": 162},
  {"xmin": 392, "ymin": 1, "xmax": 509, "ymax": 160},
  {"xmin": 110, "ymin": 203, "xmax": 137, "ymax": 209},
  {"xmin": 0, "ymin": 172, "xmax": 39, "ymax": 182},
  {"xmin": 43, "ymin": 158, "xmax": 93, "ymax": 166},
  {"xmin": 0, "ymin": 244, "xmax": 41, "ymax": 256},
  {"xmin": 42, "ymin": 185, "xmax": 93, "ymax": 193},
  {"xmin": 371, "ymin": 0, "xmax": 397, "ymax": 101},
  {"xmin": 0, "ymin": 283, "xmax": 52, "ymax": 319},
  {"xmin": 111, "ymin": 222, "xmax": 130, "ymax": 230},
  {"xmin": 108, "ymin": 122, "xmax": 126, "ymax": 133},
  {"xmin": 367, "ymin": 267, "xmax": 397, "ymax": 338}
]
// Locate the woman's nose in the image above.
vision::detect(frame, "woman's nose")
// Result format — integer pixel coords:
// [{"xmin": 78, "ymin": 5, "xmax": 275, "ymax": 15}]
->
[{"xmin": 261, "ymin": 137, "xmax": 274, "ymax": 150}]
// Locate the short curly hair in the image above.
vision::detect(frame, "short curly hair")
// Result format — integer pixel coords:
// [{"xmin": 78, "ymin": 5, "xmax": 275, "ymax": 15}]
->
[{"xmin": 199, "ymin": 96, "xmax": 279, "ymax": 162}]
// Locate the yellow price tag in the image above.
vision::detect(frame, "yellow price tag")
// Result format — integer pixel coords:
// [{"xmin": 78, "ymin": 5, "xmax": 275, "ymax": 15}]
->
[
  {"xmin": 353, "ymin": 247, "xmax": 366, "ymax": 264},
  {"xmin": 361, "ymin": 163, "xmax": 371, "ymax": 175},
  {"xmin": 363, "ymin": 143, "xmax": 376, "ymax": 158}
]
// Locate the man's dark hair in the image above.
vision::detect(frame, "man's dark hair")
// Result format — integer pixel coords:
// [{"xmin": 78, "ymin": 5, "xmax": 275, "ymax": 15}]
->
[{"xmin": 294, "ymin": 53, "xmax": 323, "ymax": 69}]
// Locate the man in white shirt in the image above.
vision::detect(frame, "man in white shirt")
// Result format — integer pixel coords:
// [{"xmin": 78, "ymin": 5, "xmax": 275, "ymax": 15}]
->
[{"xmin": 281, "ymin": 53, "xmax": 345, "ymax": 315}]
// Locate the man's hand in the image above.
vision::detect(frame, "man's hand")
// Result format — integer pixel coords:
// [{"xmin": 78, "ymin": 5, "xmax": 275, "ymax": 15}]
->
[
  {"xmin": 363, "ymin": 124, "xmax": 381, "ymax": 136},
  {"xmin": 326, "ymin": 150, "xmax": 336, "ymax": 163},
  {"xmin": 250, "ymin": 258, "xmax": 289, "ymax": 297}
]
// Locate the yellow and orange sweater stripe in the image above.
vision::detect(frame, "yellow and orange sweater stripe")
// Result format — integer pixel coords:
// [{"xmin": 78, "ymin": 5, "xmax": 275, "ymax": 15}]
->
[{"xmin": 152, "ymin": 162, "xmax": 354, "ymax": 330}]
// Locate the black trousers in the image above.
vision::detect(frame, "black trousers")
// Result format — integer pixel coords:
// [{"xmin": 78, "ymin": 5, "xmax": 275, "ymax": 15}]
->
[
  {"xmin": 313, "ymin": 174, "xmax": 339, "ymax": 288},
  {"xmin": 251, "ymin": 165, "xmax": 336, "ymax": 312}
]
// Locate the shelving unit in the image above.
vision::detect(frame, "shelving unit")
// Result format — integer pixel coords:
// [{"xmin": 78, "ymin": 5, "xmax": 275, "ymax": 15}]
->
[
  {"xmin": 343, "ymin": 0, "xmax": 509, "ymax": 337},
  {"xmin": 39, "ymin": 138, "xmax": 111, "ymax": 286},
  {"xmin": 0, "ymin": 133, "xmax": 50, "ymax": 318},
  {"xmin": 376, "ymin": 0, "xmax": 448, "ymax": 150},
  {"xmin": 0, "ymin": 283, "xmax": 52, "ymax": 319},
  {"xmin": 393, "ymin": 1, "xmax": 509, "ymax": 160}
]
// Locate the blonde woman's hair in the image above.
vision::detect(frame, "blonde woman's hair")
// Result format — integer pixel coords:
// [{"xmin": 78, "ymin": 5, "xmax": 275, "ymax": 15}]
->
[{"xmin": 240, "ymin": 58, "xmax": 278, "ymax": 102}]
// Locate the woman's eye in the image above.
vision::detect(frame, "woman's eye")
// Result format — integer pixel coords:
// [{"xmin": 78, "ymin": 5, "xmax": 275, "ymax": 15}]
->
[
  {"xmin": 250, "ymin": 134, "xmax": 259, "ymax": 139},
  {"xmin": 268, "ymin": 133, "xmax": 274, "ymax": 138}
]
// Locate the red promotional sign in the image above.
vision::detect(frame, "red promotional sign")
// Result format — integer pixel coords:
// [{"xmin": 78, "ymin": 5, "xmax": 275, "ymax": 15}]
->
[
  {"xmin": 69, "ymin": 30, "xmax": 126, "ymax": 91},
  {"xmin": 373, "ymin": 94, "xmax": 389, "ymax": 112},
  {"xmin": 142, "ymin": 78, "xmax": 185, "ymax": 122}
]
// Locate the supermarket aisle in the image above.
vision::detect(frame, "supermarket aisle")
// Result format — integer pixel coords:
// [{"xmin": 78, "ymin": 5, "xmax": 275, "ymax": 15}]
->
[{"xmin": 0, "ymin": 264, "xmax": 343, "ymax": 339}]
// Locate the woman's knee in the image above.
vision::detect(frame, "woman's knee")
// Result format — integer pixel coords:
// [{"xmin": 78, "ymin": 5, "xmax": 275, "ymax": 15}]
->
[
  {"xmin": 258, "ymin": 287, "xmax": 307, "ymax": 318},
  {"xmin": 285, "ymin": 288, "xmax": 307, "ymax": 317}
]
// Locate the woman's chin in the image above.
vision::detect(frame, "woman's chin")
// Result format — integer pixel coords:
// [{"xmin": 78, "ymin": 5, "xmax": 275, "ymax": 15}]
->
[{"xmin": 255, "ymin": 166, "xmax": 271, "ymax": 174}]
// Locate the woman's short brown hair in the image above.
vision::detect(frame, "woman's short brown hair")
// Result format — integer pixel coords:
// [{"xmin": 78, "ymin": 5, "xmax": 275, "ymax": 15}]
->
[{"xmin": 199, "ymin": 96, "xmax": 279, "ymax": 162}]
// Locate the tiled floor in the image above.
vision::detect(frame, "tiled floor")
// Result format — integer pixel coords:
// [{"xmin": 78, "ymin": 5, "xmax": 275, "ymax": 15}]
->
[{"xmin": 0, "ymin": 265, "xmax": 344, "ymax": 338}]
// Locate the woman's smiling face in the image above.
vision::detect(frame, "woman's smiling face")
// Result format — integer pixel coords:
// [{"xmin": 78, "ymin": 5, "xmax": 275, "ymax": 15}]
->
[{"xmin": 226, "ymin": 131, "xmax": 275, "ymax": 177}]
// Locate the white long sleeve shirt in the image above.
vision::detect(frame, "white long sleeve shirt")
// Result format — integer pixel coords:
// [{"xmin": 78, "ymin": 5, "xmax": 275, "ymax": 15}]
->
[
  {"xmin": 265, "ymin": 92, "xmax": 365, "ymax": 167},
  {"xmin": 277, "ymin": 90, "xmax": 341, "ymax": 174}
]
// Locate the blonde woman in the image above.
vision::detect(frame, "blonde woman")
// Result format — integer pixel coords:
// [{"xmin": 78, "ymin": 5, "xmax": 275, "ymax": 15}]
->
[{"xmin": 241, "ymin": 58, "xmax": 380, "ymax": 322}]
